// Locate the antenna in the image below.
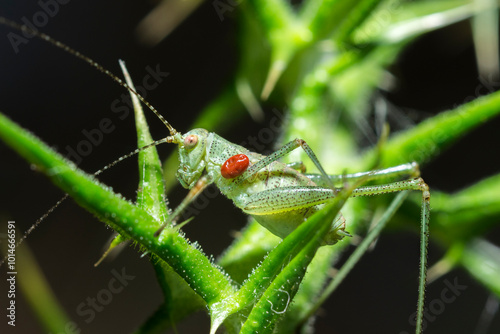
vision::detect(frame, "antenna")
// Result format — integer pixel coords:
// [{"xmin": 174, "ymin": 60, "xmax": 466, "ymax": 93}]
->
[
  {"xmin": 0, "ymin": 17, "xmax": 178, "ymax": 137},
  {"xmin": 0, "ymin": 17, "xmax": 181, "ymax": 265}
]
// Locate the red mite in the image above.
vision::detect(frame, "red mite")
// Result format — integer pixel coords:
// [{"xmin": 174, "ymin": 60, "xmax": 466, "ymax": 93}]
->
[{"xmin": 221, "ymin": 154, "xmax": 250, "ymax": 179}]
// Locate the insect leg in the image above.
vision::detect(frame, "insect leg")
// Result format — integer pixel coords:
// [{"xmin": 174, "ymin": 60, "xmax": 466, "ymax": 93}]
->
[
  {"xmin": 345, "ymin": 177, "xmax": 431, "ymax": 334},
  {"xmin": 236, "ymin": 186, "xmax": 344, "ymax": 244},
  {"xmin": 305, "ymin": 191, "xmax": 410, "ymax": 322},
  {"xmin": 349, "ymin": 177, "xmax": 428, "ymax": 198},
  {"xmin": 154, "ymin": 175, "xmax": 211, "ymax": 237},
  {"xmin": 286, "ymin": 161, "xmax": 306, "ymax": 173},
  {"xmin": 235, "ymin": 138, "xmax": 335, "ymax": 189},
  {"xmin": 240, "ymin": 186, "xmax": 335, "ymax": 215},
  {"xmin": 306, "ymin": 162, "xmax": 420, "ymax": 187}
]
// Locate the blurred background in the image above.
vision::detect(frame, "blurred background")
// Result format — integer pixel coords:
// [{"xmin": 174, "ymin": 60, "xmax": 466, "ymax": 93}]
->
[{"xmin": 0, "ymin": 0, "xmax": 500, "ymax": 333}]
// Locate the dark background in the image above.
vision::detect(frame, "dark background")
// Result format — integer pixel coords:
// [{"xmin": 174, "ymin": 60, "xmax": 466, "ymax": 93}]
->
[{"xmin": 0, "ymin": 1, "xmax": 500, "ymax": 333}]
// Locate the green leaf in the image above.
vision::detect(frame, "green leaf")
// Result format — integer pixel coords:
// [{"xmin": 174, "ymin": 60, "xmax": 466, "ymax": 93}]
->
[
  {"xmin": 121, "ymin": 62, "xmax": 208, "ymax": 333},
  {"xmin": 239, "ymin": 188, "xmax": 352, "ymax": 333},
  {"xmin": 134, "ymin": 262, "xmax": 206, "ymax": 334},
  {"xmin": 218, "ymin": 220, "xmax": 281, "ymax": 284},
  {"xmin": 209, "ymin": 186, "xmax": 353, "ymax": 333},
  {"xmin": 120, "ymin": 60, "xmax": 169, "ymax": 223}
]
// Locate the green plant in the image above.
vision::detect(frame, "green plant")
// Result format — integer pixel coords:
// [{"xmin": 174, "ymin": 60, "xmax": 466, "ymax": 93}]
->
[{"xmin": 1, "ymin": 1, "xmax": 500, "ymax": 333}]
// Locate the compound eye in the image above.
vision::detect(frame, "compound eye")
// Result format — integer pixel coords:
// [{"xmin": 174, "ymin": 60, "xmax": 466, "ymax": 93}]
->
[{"xmin": 184, "ymin": 134, "xmax": 198, "ymax": 149}]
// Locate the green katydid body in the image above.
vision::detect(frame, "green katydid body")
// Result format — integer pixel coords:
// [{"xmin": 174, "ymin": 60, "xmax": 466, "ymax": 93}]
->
[{"xmin": 173, "ymin": 128, "xmax": 346, "ymax": 245}]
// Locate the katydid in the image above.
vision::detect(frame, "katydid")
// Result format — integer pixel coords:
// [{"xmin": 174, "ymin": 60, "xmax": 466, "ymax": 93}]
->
[{"xmin": 0, "ymin": 17, "xmax": 431, "ymax": 333}]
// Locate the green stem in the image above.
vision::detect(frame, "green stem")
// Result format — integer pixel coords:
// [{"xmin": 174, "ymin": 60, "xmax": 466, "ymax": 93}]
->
[{"xmin": 0, "ymin": 112, "xmax": 235, "ymax": 306}]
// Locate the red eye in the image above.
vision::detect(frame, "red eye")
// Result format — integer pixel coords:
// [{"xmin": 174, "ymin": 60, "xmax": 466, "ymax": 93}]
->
[
  {"xmin": 221, "ymin": 154, "xmax": 250, "ymax": 179},
  {"xmin": 184, "ymin": 134, "xmax": 198, "ymax": 149}
]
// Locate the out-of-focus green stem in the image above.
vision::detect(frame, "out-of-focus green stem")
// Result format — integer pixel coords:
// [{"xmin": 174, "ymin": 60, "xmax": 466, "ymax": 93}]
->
[
  {"xmin": 364, "ymin": 90, "xmax": 500, "ymax": 168},
  {"xmin": 7, "ymin": 235, "xmax": 74, "ymax": 333}
]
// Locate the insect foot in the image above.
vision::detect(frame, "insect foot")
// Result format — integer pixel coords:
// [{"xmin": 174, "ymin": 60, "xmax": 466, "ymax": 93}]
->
[{"xmin": 321, "ymin": 215, "xmax": 351, "ymax": 245}]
